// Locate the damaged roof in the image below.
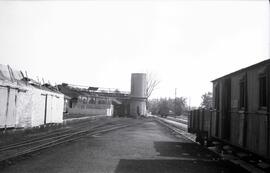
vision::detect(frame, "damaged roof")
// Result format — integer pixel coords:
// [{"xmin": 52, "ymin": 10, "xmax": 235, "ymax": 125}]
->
[
  {"xmin": 58, "ymin": 83, "xmax": 130, "ymax": 99},
  {"xmin": 0, "ymin": 64, "xmax": 61, "ymax": 94}
]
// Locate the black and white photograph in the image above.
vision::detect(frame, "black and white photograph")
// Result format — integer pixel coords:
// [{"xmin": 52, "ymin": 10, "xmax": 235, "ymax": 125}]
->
[{"xmin": 0, "ymin": 0, "xmax": 270, "ymax": 172}]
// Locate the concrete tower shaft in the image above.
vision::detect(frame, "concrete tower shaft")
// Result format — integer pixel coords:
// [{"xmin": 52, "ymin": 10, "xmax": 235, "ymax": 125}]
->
[
  {"xmin": 130, "ymin": 73, "xmax": 147, "ymax": 98},
  {"xmin": 130, "ymin": 73, "xmax": 147, "ymax": 117}
]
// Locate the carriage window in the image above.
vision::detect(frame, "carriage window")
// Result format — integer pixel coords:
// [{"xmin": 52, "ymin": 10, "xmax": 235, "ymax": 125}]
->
[
  {"xmin": 239, "ymin": 79, "xmax": 246, "ymax": 109},
  {"xmin": 214, "ymin": 84, "xmax": 219, "ymax": 109},
  {"xmin": 259, "ymin": 74, "xmax": 267, "ymax": 108},
  {"xmin": 69, "ymin": 101, "xmax": 72, "ymax": 108}
]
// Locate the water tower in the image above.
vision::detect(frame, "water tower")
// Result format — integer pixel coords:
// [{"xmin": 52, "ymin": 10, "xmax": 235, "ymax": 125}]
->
[{"xmin": 130, "ymin": 73, "xmax": 147, "ymax": 117}]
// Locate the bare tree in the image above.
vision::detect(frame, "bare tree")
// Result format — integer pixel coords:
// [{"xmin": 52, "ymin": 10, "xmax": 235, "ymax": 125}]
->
[
  {"xmin": 145, "ymin": 73, "xmax": 160, "ymax": 113},
  {"xmin": 146, "ymin": 73, "xmax": 160, "ymax": 99}
]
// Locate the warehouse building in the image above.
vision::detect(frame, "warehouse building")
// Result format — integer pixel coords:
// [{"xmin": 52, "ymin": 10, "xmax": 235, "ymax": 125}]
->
[
  {"xmin": 0, "ymin": 64, "xmax": 64, "ymax": 129},
  {"xmin": 57, "ymin": 83, "xmax": 133, "ymax": 117},
  {"xmin": 58, "ymin": 73, "xmax": 147, "ymax": 118},
  {"xmin": 58, "ymin": 84, "xmax": 115, "ymax": 117},
  {"xmin": 0, "ymin": 65, "xmax": 147, "ymax": 129}
]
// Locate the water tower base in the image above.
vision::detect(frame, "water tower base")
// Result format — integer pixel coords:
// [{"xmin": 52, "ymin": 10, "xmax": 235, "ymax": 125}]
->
[{"xmin": 129, "ymin": 99, "xmax": 146, "ymax": 117}]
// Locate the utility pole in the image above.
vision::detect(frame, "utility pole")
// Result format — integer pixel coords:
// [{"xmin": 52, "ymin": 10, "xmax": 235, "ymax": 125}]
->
[{"xmin": 174, "ymin": 88, "xmax": 177, "ymax": 118}]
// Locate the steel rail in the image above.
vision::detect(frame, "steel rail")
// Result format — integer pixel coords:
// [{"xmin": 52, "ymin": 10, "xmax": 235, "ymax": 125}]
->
[
  {"xmin": 0, "ymin": 117, "xmax": 115, "ymax": 151},
  {"xmin": 0, "ymin": 121, "xmax": 123, "ymax": 152}
]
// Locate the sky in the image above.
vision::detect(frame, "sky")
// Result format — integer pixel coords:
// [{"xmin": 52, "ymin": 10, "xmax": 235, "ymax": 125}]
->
[{"xmin": 0, "ymin": 0, "xmax": 269, "ymax": 107}]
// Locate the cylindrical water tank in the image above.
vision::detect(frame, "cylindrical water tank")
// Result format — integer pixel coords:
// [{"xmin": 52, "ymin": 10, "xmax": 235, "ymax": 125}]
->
[
  {"xmin": 130, "ymin": 73, "xmax": 146, "ymax": 98},
  {"xmin": 130, "ymin": 73, "xmax": 147, "ymax": 117}
]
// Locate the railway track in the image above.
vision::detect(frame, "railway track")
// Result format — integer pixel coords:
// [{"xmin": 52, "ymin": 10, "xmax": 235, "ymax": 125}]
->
[
  {"xmin": 155, "ymin": 116, "xmax": 188, "ymax": 132},
  {"xmin": 0, "ymin": 118, "xmax": 133, "ymax": 164},
  {"xmin": 0, "ymin": 117, "xmax": 110, "ymax": 151},
  {"xmin": 154, "ymin": 116, "xmax": 195, "ymax": 142},
  {"xmin": 0, "ymin": 116, "xmax": 103, "ymax": 147}
]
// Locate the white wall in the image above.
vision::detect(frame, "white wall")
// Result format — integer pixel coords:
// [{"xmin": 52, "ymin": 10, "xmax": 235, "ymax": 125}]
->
[
  {"xmin": 0, "ymin": 82, "xmax": 64, "ymax": 128},
  {"xmin": 31, "ymin": 88, "xmax": 64, "ymax": 126},
  {"xmin": 16, "ymin": 87, "xmax": 33, "ymax": 128}
]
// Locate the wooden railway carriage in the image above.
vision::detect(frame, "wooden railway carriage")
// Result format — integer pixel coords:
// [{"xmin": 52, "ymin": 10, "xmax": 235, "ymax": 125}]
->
[{"xmin": 188, "ymin": 59, "xmax": 270, "ymax": 159}]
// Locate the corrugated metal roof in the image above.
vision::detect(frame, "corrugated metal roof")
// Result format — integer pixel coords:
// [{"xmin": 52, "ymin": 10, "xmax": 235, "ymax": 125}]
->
[
  {"xmin": 57, "ymin": 85, "xmax": 82, "ymax": 98},
  {"xmin": 58, "ymin": 84, "xmax": 130, "ymax": 100},
  {"xmin": 0, "ymin": 64, "xmax": 61, "ymax": 94}
]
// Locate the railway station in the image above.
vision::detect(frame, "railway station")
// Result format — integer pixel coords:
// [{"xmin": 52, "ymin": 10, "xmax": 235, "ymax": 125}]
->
[
  {"xmin": 1, "ymin": 61, "xmax": 270, "ymax": 173},
  {"xmin": 0, "ymin": 1, "xmax": 270, "ymax": 173}
]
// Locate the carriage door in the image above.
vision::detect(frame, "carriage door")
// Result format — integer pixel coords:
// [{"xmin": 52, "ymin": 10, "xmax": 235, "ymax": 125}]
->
[
  {"xmin": 41, "ymin": 94, "xmax": 48, "ymax": 124},
  {"xmin": 222, "ymin": 78, "xmax": 231, "ymax": 140},
  {"xmin": 214, "ymin": 83, "xmax": 220, "ymax": 137},
  {"xmin": 0, "ymin": 86, "xmax": 8, "ymax": 128},
  {"xmin": 45, "ymin": 95, "xmax": 53, "ymax": 124}
]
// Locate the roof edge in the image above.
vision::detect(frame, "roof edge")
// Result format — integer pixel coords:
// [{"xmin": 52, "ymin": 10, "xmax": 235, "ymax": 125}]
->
[{"xmin": 211, "ymin": 58, "xmax": 270, "ymax": 82}]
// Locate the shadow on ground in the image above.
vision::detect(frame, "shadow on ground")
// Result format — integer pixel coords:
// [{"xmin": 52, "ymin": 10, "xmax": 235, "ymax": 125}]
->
[
  {"xmin": 114, "ymin": 159, "xmax": 247, "ymax": 173},
  {"xmin": 114, "ymin": 141, "xmax": 248, "ymax": 173},
  {"xmin": 154, "ymin": 141, "xmax": 219, "ymax": 159}
]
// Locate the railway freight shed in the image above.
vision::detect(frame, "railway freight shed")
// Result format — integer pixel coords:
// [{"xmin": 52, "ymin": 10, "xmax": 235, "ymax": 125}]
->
[
  {"xmin": 0, "ymin": 64, "xmax": 64, "ymax": 129},
  {"xmin": 212, "ymin": 59, "xmax": 270, "ymax": 158},
  {"xmin": 57, "ymin": 73, "xmax": 147, "ymax": 118},
  {"xmin": 58, "ymin": 83, "xmax": 130, "ymax": 117}
]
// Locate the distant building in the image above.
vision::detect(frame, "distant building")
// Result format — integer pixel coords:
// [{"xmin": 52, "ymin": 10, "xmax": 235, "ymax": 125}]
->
[
  {"xmin": 58, "ymin": 73, "xmax": 147, "ymax": 118},
  {"xmin": 57, "ymin": 83, "xmax": 130, "ymax": 117}
]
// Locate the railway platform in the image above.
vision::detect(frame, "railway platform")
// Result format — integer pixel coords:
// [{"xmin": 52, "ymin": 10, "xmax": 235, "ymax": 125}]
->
[{"xmin": 0, "ymin": 117, "xmax": 249, "ymax": 173}]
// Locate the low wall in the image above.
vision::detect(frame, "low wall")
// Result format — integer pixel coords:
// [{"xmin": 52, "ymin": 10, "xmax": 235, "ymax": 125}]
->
[
  {"xmin": 67, "ymin": 107, "xmax": 106, "ymax": 115},
  {"xmin": 67, "ymin": 105, "xmax": 113, "ymax": 116}
]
